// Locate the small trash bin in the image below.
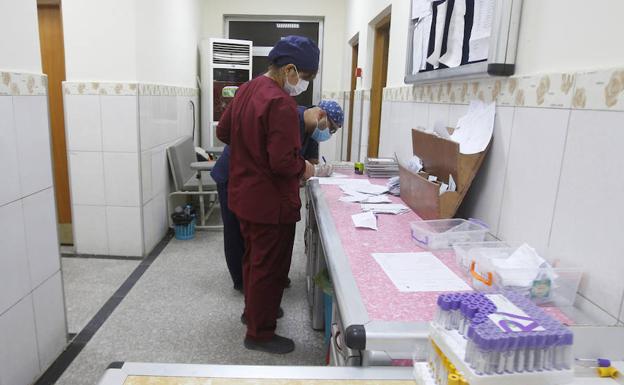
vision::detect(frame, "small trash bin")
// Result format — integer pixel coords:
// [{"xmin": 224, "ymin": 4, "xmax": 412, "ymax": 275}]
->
[
  {"xmin": 171, "ymin": 204, "xmax": 196, "ymax": 240},
  {"xmin": 174, "ymin": 218, "xmax": 196, "ymax": 240}
]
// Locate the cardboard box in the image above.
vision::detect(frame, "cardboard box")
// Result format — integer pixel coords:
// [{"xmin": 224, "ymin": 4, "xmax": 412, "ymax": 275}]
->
[{"xmin": 399, "ymin": 128, "xmax": 490, "ymax": 219}]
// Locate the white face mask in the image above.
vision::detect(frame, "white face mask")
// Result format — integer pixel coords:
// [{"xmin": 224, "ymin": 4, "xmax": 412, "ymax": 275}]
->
[{"xmin": 283, "ymin": 66, "xmax": 309, "ymax": 96}]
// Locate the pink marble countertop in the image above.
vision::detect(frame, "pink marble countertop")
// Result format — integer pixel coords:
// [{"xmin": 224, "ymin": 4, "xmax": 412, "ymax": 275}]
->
[{"xmin": 319, "ymin": 175, "xmax": 573, "ymax": 325}]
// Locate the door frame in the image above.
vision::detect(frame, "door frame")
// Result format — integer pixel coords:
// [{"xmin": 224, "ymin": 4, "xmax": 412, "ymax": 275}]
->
[
  {"xmin": 346, "ymin": 37, "xmax": 358, "ymax": 161},
  {"xmin": 367, "ymin": 14, "xmax": 391, "ymax": 158},
  {"xmin": 224, "ymin": 15, "xmax": 324, "ymax": 105},
  {"xmin": 38, "ymin": 0, "xmax": 72, "ymax": 244}
]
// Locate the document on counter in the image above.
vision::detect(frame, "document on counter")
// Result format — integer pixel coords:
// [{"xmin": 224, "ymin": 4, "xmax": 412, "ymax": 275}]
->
[
  {"xmin": 352, "ymin": 211, "xmax": 378, "ymax": 230},
  {"xmin": 318, "ymin": 178, "xmax": 371, "ymax": 186},
  {"xmin": 361, "ymin": 203, "xmax": 410, "ymax": 215},
  {"xmin": 340, "ymin": 194, "xmax": 392, "ymax": 204},
  {"xmin": 372, "ymin": 252, "xmax": 471, "ymax": 292},
  {"xmin": 353, "ymin": 184, "xmax": 389, "ymax": 195}
]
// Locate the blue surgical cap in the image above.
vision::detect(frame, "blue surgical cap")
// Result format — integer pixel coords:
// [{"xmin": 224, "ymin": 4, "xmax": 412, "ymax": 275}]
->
[
  {"xmin": 318, "ymin": 100, "xmax": 344, "ymax": 127},
  {"xmin": 268, "ymin": 35, "xmax": 320, "ymax": 73}
]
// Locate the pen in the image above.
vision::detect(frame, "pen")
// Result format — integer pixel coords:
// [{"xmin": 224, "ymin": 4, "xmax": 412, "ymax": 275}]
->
[{"xmin": 322, "ymin": 156, "xmax": 327, "ymax": 164}]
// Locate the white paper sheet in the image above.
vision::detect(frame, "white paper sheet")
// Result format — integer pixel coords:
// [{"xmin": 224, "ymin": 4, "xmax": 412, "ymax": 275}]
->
[
  {"xmin": 318, "ymin": 178, "xmax": 371, "ymax": 186},
  {"xmin": 352, "ymin": 211, "xmax": 378, "ymax": 230},
  {"xmin": 468, "ymin": 0, "xmax": 494, "ymax": 62},
  {"xmin": 356, "ymin": 184, "xmax": 389, "ymax": 195},
  {"xmin": 439, "ymin": 0, "xmax": 467, "ymax": 68},
  {"xmin": 412, "ymin": 0, "xmax": 433, "ymax": 19},
  {"xmin": 451, "ymin": 100, "xmax": 495, "ymax": 154},
  {"xmin": 330, "ymin": 172, "xmax": 349, "ymax": 178},
  {"xmin": 372, "ymin": 252, "xmax": 471, "ymax": 292},
  {"xmin": 448, "ymin": 174, "xmax": 457, "ymax": 192},
  {"xmin": 360, "ymin": 203, "xmax": 410, "ymax": 215},
  {"xmin": 413, "ymin": 15, "xmax": 433, "ymax": 73},
  {"xmin": 411, "ymin": 0, "xmax": 433, "ymax": 74},
  {"xmin": 340, "ymin": 194, "xmax": 392, "ymax": 204},
  {"xmin": 426, "ymin": 1, "xmax": 448, "ymax": 68}
]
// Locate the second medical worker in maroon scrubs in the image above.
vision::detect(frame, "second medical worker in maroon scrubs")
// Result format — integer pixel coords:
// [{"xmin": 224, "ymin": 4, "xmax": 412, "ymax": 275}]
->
[{"xmin": 217, "ymin": 36, "xmax": 319, "ymax": 354}]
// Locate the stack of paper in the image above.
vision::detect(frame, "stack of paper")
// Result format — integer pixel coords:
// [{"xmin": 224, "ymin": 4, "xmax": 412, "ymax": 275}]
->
[
  {"xmin": 386, "ymin": 176, "xmax": 400, "ymax": 196},
  {"xmin": 365, "ymin": 157, "xmax": 399, "ymax": 178},
  {"xmin": 360, "ymin": 203, "xmax": 410, "ymax": 215}
]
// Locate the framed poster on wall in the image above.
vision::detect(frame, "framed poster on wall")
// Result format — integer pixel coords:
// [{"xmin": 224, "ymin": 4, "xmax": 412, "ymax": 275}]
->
[{"xmin": 405, "ymin": 0, "xmax": 522, "ymax": 83}]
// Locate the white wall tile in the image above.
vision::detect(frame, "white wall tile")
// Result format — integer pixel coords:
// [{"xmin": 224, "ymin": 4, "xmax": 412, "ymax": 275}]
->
[
  {"xmin": 64, "ymin": 95, "xmax": 102, "ymax": 151},
  {"xmin": 141, "ymin": 150, "xmax": 153, "ymax": 204},
  {"xmin": 459, "ymin": 107, "xmax": 515, "ymax": 233},
  {"xmin": 448, "ymin": 104, "xmax": 469, "ymax": 128},
  {"xmin": 106, "ymin": 206, "xmax": 143, "ymax": 256},
  {"xmin": 350, "ymin": 95, "xmax": 362, "ymax": 161},
  {"xmin": 0, "ymin": 96, "xmax": 21, "ymax": 205},
  {"xmin": 101, "ymin": 96, "xmax": 138, "ymax": 152},
  {"xmin": 360, "ymin": 100, "xmax": 371, "ymax": 161},
  {"xmin": 377, "ymin": 100, "xmax": 394, "ymax": 157},
  {"xmin": 0, "ymin": 201, "xmax": 30, "ymax": 314},
  {"xmin": 103, "ymin": 152, "xmax": 140, "ymax": 206},
  {"xmin": 498, "ymin": 108, "xmax": 570, "ymax": 255},
  {"xmin": 73, "ymin": 205, "xmax": 108, "ymax": 255},
  {"xmin": 32, "ymin": 272, "xmax": 66, "ymax": 371},
  {"xmin": 68, "ymin": 151, "xmax": 105, "ymax": 205},
  {"xmin": 177, "ymin": 96, "xmax": 194, "ymax": 139},
  {"xmin": 152, "ymin": 192, "xmax": 168, "ymax": 245},
  {"xmin": 142, "ymin": 200, "xmax": 157, "ymax": 254},
  {"xmin": 428, "ymin": 103, "xmax": 450, "ymax": 130},
  {"xmin": 549, "ymin": 110, "xmax": 624, "ymax": 317},
  {"xmin": 0, "ymin": 296, "xmax": 40, "ymax": 385},
  {"xmin": 22, "ymin": 188, "xmax": 60, "ymax": 288},
  {"xmin": 13, "ymin": 96, "xmax": 53, "ymax": 196},
  {"xmin": 139, "ymin": 95, "xmax": 154, "ymax": 151},
  {"xmin": 151, "ymin": 146, "xmax": 169, "ymax": 196}
]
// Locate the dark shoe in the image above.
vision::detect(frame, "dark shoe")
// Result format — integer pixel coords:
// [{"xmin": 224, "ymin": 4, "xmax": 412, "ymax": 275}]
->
[
  {"xmin": 241, "ymin": 307, "xmax": 283, "ymax": 324},
  {"xmin": 244, "ymin": 335, "xmax": 294, "ymax": 354},
  {"xmin": 285, "ymin": 277, "xmax": 291, "ymax": 288},
  {"xmin": 233, "ymin": 283, "xmax": 243, "ymax": 293}
]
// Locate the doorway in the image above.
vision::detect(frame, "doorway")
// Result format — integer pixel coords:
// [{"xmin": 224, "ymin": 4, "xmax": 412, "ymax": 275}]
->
[
  {"xmin": 37, "ymin": 0, "xmax": 72, "ymax": 245},
  {"xmin": 226, "ymin": 17, "xmax": 323, "ymax": 106},
  {"xmin": 367, "ymin": 15, "xmax": 390, "ymax": 158},
  {"xmin": 346, "ymin": 41, "xmax": 358, "ymax": 161}
]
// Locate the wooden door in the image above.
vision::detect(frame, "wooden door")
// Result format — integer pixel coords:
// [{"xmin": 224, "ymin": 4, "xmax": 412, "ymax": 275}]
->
[
  {"xmin": 346, "ymin": 43, "xmax": 358, "ymax": 161},
  {"xmin": 367, "ymin": 16, "xmax": 391, "ymax": 158},
  {"xmin": 38, "ymin": 3, "xmax": 72, "ymax": 244}
]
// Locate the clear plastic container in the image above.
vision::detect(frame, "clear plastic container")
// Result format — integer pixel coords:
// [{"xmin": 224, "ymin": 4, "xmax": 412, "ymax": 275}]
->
[
  {"xmin": 452, "ymin": 237, "xmax": 509, "ymax": 270},
  {"xmin": 469, "ymin": 247, "xmax": 583, "ymax": 307},
  {"xmin": 410, "ymin": 219, "xmax": 489, "ymax": 250}
]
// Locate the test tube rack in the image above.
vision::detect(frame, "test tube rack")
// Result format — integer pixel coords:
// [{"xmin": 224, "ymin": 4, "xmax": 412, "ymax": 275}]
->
[{"xmin": 427, "ymin": 324, "xmax": 574, "ymax": 385}]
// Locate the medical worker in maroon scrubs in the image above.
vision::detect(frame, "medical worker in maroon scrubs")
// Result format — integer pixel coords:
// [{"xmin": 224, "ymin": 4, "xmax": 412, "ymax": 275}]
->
[{"xmin": 217, "ymin": 36, "xmax": 319, "ymax": 354}]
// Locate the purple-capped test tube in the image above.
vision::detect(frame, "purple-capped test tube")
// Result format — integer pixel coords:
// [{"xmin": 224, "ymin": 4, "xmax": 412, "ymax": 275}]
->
[
  {"xmin": 436, "ymin": 295, "xmax": 453, "ymax": 329},
  {"xmin": 555, "ymin": 331, "xmax": 574, "ymax": 370}
]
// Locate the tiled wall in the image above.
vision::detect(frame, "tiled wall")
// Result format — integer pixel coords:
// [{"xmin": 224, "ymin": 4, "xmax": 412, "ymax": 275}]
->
[
  {"xmin": 0, "ymin": 71, "xmax": 67, "ymax": 385},
  {"xmin": 363, "ymin": 67, "xmax": 624, "ymax": 323},
  {"xmin": 64, "ymin": 82, "xmax": 198, "ymax": 256}
]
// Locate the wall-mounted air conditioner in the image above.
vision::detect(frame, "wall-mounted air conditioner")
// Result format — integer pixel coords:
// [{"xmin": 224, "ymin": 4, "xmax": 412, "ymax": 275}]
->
[{"xmin": 199, "ymin": 38, "xmax": 253, "ymax": 148}]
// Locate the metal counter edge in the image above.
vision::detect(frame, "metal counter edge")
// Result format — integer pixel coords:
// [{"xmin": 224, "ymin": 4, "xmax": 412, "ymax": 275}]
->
[{"xmin": 308, "ymin": 180, "xmax": 370, "ymax": 350}]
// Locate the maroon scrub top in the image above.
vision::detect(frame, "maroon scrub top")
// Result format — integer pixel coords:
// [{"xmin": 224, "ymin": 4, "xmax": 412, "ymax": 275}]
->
[{"xmin": 216, "ymin": 75, "xmax": 306, "ymax": 225}]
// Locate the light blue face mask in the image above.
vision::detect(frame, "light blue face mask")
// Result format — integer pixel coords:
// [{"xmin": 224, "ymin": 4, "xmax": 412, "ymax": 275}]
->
[{"xmin": 311, "ymin": 122, "xmax": 331, "ymax": 142}]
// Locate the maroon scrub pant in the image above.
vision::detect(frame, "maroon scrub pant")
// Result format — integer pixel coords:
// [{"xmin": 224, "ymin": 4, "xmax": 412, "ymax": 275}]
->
[{"xmin": 239, "ymin": 219, "xmax": 296, "ymax": 341}]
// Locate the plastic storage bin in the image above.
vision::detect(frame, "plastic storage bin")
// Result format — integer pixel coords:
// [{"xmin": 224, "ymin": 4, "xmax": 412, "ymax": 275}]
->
[
  {"xmin": 452, "ymin": 237, "xmax": 509, "ymax": 270},
  {"xmin": 410, "ymin": 219, "xmax": 489, "ymax": 250},
  {"xmin": 174, "ymin": 218, "xmax": 196, "ymax": 240},
  {"xmin": 469, "ymin": 247, "xmax": 582, "ymax": 307}
]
